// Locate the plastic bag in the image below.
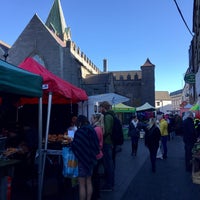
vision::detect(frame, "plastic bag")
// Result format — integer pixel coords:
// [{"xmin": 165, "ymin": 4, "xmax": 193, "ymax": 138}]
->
[
  {"xmin": 62, "ymin": 147, "xmax": 78, "ymax": 177},
  {"xmin": 156, "ymin": 141, "xmax": 163, "ymax": 159}
]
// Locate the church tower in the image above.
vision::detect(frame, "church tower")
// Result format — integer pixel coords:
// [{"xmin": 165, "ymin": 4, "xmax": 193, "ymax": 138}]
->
[
  {"xmin": 45, "ymin": 0, "xmax": 71, "ymax": 42},
  {"xmin": 140, "ymin": 58, "xmax": 155, "ymax": 106}
]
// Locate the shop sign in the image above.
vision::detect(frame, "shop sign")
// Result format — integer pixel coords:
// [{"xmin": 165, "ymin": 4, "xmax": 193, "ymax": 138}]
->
[{"xmin": 184, "ymin": 73, "xmax": 195, "ymax": 84}]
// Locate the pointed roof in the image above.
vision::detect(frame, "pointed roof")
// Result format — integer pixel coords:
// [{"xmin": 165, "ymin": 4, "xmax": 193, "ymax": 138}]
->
[
  {"xmin": 45, "ymin": 0, "xmax": 71, "ymax": 42},
  {"xmin": 112, "ymin": 103, "xmax": 135, "ymax": 113},
  {"xmin": 136, "ymin": 102, "xmax": 155, "ymax": 111},
  {"xmin": 141, "ymin": 58, "xmax": 155, "ymax": 67}
]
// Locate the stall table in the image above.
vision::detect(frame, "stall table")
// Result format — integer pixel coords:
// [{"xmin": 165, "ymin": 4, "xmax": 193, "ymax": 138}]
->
[{"xmin": 0, "ymin": 159, "xmax": 20, "ymax": 200}]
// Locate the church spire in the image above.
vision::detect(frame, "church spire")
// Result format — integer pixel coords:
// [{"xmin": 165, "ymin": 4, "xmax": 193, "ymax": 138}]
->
[{"xmin": 45, "ymin": 0, "xmax": 71, "ymax": 42}]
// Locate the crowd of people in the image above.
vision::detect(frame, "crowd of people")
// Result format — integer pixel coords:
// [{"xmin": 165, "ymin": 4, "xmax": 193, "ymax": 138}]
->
[
  {"xmin": 68, "ymin": 105, "xmax": 200, "ymax": 200},
  {"xmin": 70, "ymin": 101, "xmax": 116, "ymax": 200},
  {"xmin": 2, "ymin": 99, "xmax": 200, "ymax": 200}
]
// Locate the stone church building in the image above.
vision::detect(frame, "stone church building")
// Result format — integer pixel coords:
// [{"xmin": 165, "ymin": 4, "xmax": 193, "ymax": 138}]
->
[{"xmin": 0, "ymin": 0, "xmax": 155, "ymax": 107}]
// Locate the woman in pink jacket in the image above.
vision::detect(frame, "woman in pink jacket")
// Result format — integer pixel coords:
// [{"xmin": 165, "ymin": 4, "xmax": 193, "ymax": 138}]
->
[{"xmin": 91, "ymin": 113, "xmax": 104, "ymax": 200}]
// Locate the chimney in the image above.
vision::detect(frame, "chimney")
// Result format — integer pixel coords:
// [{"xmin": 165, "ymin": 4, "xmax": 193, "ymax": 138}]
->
[{"xmin": 103, "ymin": 59, "xmax": 108, "ymax": 72}]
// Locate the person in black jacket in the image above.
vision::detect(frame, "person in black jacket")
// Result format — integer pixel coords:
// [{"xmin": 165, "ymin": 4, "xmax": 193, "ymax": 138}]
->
[
  {"xmin": 71, "ymin": 115, "xmax": 99, "ymax": 200},
  {"xmin": 128, "ymin": 115, "xmax": 141, "ymax": 156},
  {"xmin": 144, "ymin": 117, "xmax": 161, "ymax": 173},
  {"xmin": 182, "ymin": 111, "xmax": 197, "ymax": 172}
]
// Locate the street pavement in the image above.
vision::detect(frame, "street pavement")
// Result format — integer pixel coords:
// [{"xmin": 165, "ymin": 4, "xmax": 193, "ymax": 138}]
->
[
  {"xmin": 11, "ymin": 136, "xmax": 200, "ymax": 200},
  {"xmin": 100, "ymin": 138, "xmax": 149, "ymax": 200},
  {"xmin": 101, "ymin": 136, "xmax": 200, "ymax": 200}
]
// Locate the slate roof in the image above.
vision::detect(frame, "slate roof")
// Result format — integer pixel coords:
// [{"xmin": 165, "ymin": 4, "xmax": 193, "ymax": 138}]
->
[
  {"xmin": 155, "ymin": 91, "xmax": 171, "ymax": 100},
  {"xmin": 141, "ymin": 58, "xmax": 155, "ymax": 67},
  {"xmin": 84, "ymin": 73, "xmax": 111, "ymax": 84},
  {"xmin": 0, "ymin": 40, "xmax": 10, "ymax": 52},
  {"xmin": 170, "ymin": 89, "xmax": 183, "ymax": 96}
]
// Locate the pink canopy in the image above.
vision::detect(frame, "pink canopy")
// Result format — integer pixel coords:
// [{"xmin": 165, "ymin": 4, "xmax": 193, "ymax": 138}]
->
[{"xmin": 19, "ymin": 57, "xmax": 88, "ymax": 104}]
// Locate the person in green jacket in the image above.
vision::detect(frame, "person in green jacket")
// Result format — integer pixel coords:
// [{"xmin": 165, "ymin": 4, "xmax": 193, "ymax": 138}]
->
[{"xmin": 98, "ymin": 101, "xmax": 115, "ymax": 191}]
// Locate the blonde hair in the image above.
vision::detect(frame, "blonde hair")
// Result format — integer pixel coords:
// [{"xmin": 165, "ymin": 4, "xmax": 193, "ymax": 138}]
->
[
  {"xmin": 147, "ymin": 117, "xmax": 157, "ymax": 129},
  {"xmin": 92, "ymin": 113, "xmax": 104, "ymax": 133},
  {"xmin": 99, "ymin": 101, "xmax": 111, "ymax": 110}
]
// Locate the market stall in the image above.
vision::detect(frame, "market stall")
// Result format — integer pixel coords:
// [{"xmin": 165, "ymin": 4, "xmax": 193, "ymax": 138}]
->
[
  {"xmin": 19, "ymin": 57, "xmax": 88, "ymax": 104},
  {"xmin": 136, "ymin": 102, "xmax": 155, "ymax": 112},
  {"xmin": 0, "ymin": 59, "xmax": 42, "ymax": 97},
  {"xmin": 190, "ymin": 103, "xmax": 200, "ymax": 118},
  {"xmin": 112, "ymin": 103, "xmax": 135, "ymax": 113},
  {"xmin": 112, "ymin": 103, "xmax": 136, "ymax": 126},
  {"xmin": 136, "ymin": 102, "xmax": 156, "ymax": 121},
  {"xmin": 192, "ymin": 140, "xmax": 200, "ymax": 184},
  {"xmin": 78, "ymin": 93, "xmax": 129, "ymax": 121},
  {"xmin": 19, "ymin": 57, "xmax": 88, "ymax": 200},
  {"xmin": 0, "ymin": 58, "xmax": 43, "ymax": 200}
]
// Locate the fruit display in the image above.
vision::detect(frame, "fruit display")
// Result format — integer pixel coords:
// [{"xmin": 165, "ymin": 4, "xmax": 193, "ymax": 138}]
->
[
  {"xmin": 192, "ymin": 141, "xmax": 200, "ymax": 157},
  {"xmin": 192, "ymin": 139, "xmax": 200, "ymax": 184},
  {"xmin": 48, "ymin": 133, "xmax": 73, "ymax": 144},
  {"xmin": 3, "ymin": 147, "xmax": 19, "ymax": 157}
]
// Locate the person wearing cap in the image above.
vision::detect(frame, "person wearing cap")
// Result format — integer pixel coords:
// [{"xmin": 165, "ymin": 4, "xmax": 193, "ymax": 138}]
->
[{"xmin": 98, "ymin": 101, "xmax": 115, "ymax": 191}]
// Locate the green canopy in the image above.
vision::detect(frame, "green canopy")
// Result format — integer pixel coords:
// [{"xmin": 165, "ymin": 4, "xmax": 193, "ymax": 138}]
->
[
  {"xmin": 190, "ymin": 104, "xmax": 199, "ymax": 111},
  {"xmin": 112, "ymin": 103, "xmax": 136, "ymax": 113},
  {"xmin": 0, "ymin": 59, "xmax": 42, "ymax": 97}
]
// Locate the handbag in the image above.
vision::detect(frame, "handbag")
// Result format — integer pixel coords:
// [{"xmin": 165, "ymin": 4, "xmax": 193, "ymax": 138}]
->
[{"xmin": 62, "ymin": 147, "xmax": 78, "ymax": 178}]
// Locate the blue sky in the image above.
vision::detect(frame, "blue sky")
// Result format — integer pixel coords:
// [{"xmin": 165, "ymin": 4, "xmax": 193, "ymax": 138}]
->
[{"xmin": 0, "ymin": 0, "xmax": 193, "ymax": 93}]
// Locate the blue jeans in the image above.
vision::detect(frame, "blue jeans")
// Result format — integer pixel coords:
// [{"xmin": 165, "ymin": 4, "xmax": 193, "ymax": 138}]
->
[
  {"xmin": 102, "ymin": 144, "xmax": 115, "ymax": 188},
  {"xmin": 161, "ymin": 136, "xmax": 168, "ymax": 158}
]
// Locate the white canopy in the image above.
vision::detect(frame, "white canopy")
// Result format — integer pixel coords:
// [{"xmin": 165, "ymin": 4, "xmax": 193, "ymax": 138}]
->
[
  {"xmin": 136, "ymin": 102, "xmax": 155, "ymax": 111},
  {"xmin": 88, "ymin": 93, "xmax": 129, "ymax": 105},
  {"xmin": 78, "ymin": 93, "xmax": 129, "ymax": 120}
]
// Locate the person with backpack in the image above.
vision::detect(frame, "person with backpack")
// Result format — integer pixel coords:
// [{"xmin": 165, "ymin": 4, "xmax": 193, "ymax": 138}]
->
[
  {"xmin": 128, "ymin": 115, "xmax": 141, "ymax": 156},
  {"xmin": 71, "ymin": 115, "xmax": 99, "ymax": 200},
  {"xmin": 98, "ymin": 101, "xmax": 115, "ymax": 192}
]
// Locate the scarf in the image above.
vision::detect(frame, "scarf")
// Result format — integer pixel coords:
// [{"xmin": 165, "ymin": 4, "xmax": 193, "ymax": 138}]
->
[{"xmin": 132, "ymin": 120, "xmax": 138, "ymax": 128}]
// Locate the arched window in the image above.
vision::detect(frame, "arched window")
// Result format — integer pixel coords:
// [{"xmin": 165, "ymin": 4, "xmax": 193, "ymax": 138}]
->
[{"xmin": 33, "ymin": 55, "xmax": 45, "ymax": 67}]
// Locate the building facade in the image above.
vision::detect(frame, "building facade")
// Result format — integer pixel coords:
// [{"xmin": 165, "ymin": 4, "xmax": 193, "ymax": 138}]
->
[
  {"xmin": 155, "ymin": 91, "xmax": 172, "ymax": 113},
  {"xmin": 170, "ymin": 89, "xmax": 183, "ymax": 114},
  {"xmin": 185, "ymin": 0, "xmax": 200, "ymax": 104},
  {"xmin": 0, "ymin": 0, "xmax": 155, "ymax": 107}
]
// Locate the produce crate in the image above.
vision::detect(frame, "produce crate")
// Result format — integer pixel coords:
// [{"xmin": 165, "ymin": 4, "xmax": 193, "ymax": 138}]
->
[{"xmin": 192, "ymin": 156, "xmax": 200, "ymax": 184}]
